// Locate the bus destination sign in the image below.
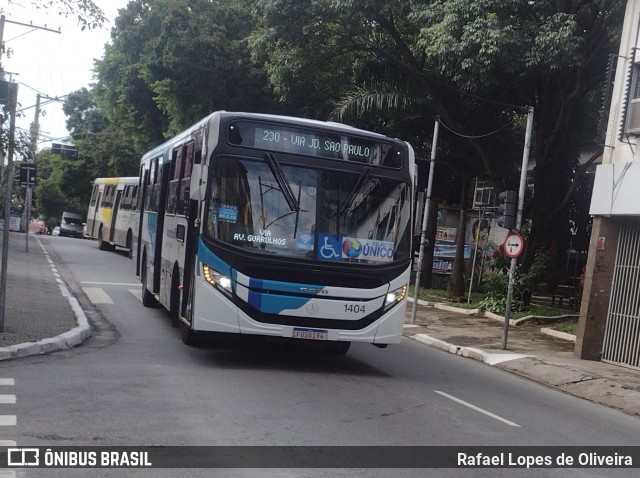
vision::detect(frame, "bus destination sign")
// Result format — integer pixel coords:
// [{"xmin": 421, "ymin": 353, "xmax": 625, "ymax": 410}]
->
[{"xmin": 227, "ymin": 120, "xmax": 402, "ymax": 167}]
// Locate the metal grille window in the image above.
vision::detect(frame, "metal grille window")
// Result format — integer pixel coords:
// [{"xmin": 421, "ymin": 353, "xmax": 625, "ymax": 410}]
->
[{"xmin": 602, "ymin": 219, "xmax": 640, "ymax": 369}]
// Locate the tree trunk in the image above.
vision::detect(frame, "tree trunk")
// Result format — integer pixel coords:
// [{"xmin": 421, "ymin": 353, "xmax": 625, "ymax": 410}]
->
[
  {"xmin": 447, "ymin": 176, "xmax": 469, "ymax": 299},
  {"xmin": 420, "ymin": 201, "xmax": 439, "ymax": 289}
]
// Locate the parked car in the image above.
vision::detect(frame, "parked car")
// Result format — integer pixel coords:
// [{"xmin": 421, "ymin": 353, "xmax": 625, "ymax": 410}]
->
[{"xmin": 52, "ymin": 226, "xmax": 61, "ymax": 236}]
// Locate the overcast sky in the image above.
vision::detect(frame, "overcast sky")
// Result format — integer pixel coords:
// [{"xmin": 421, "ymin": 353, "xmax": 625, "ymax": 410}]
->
[{"xmin": 2, "ymin": 0, "xmax": 130, "ymax": 148}]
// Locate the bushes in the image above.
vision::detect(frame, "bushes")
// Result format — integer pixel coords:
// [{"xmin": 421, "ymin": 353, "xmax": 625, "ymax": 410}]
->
[{"xmin": 476, "ymin": 271, "xmax": 526, "ymax": 314}]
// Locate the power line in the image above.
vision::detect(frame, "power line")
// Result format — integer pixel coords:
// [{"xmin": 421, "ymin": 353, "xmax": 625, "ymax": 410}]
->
[{"xmin": 438, "ymin": 115, "xmax": 521, "ymax": 139}]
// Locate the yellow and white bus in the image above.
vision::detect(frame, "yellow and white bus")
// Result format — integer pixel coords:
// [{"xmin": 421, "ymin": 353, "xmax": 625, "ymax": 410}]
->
[{"xmin": 86, "ymin": 177, "xmax": 139, "ymax": 253}]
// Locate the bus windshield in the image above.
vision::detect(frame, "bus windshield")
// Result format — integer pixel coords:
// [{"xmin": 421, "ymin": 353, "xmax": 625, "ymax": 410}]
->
[{"xmin": 205, "ymin": 156, "xmax": 411, "ymax": 265}]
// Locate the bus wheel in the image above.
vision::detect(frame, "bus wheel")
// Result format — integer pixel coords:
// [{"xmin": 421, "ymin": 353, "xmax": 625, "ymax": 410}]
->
[
  {"xmin": 325, "ymin": 341, "xmax": 351, "ymax": 355},
  {"xmin": 126, "ymin": 231, "xmax": 133, "ymax": 259},
  {"xmin": 141, "ymin": 256, "xmax": 158, "ymax": 308},
  {"xmin": 98, "ymin": 228, "xmax": 108, "ymax": 251}
]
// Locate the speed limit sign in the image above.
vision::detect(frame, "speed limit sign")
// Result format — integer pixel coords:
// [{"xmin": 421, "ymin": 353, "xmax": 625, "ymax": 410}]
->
[{"xmin": 503, "ymin": 231, "xmax": 524, "ymax": 258}]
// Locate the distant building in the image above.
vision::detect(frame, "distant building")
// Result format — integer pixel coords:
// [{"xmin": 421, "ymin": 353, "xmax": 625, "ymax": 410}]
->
[{"xmin": 576, "ymin": 0, "xmax": 640, "ymax": 369}]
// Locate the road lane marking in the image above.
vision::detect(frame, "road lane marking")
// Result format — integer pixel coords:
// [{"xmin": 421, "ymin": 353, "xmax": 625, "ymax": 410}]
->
[
  {"xmin": 129, "ymin": 289, "xmax": 142, "ymax": 301},
  {"xmin": 82, "ymin": 281, "xmax": 140, "ymax": 287},
  {"xmin": 434, "ymin": 390, "xmax": 521, "ymax": 428},
  {"xmin": 0, "ymin": 416, "xmax": 16, "ymax": 426},
  {"xmin": 0, "ymin": 396, "xmax": 16, "ymax": 404},
  {"xmin": 0, "ymin": 441, "xmax": 16, "ymax": 446},
  {"xmin": 82, "ymin": 287, "xmax": 114, "ymax": 304},
  {"xmin": 0, "ymin": 379, "xmax": 14, "ymax": 386}
]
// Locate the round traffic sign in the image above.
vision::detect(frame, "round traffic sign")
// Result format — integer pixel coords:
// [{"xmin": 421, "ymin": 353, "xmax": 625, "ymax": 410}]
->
[{"xmin": 503, "ymin": 231, "xmax": 524, "ymax": 258}]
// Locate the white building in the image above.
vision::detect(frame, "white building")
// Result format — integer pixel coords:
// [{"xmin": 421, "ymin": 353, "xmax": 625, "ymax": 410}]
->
[{"xmin": 577, "ymin": 0, "xmax": 640, "ymax": 369}]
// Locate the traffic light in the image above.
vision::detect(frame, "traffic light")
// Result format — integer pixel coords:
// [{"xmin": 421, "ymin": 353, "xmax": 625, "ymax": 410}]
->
[{"xmin": 497, "ymin": 190, "xmax": 517, "ymax": 230}]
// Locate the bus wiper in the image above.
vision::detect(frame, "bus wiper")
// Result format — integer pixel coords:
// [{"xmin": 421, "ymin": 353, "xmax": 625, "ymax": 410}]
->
[
  {"xmin": 265, "ymin": 153, "xmax": 300, "ymax": 212},
  {"xmin": 339, "ymin": 167, "xmax": 371, "ymax": 216}
]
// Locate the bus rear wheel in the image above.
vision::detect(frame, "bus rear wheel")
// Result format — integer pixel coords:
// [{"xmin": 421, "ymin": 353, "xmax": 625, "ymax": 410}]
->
[
  {"xmin": 98, "ymin": 227, "xmax": 108, "ymax": 251},
  {"xmin": 126, "ymin": 231, "xmax": 133, "ymax": 259}
]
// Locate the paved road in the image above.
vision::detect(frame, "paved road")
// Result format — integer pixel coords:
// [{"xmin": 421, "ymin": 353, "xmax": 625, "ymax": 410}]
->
[{"xmin": 2, "ymin": 237, "xmax": 639, "ymax": 477}]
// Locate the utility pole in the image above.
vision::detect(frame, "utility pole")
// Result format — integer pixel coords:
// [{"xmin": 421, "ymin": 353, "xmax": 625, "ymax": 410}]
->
[
  {"xmin": 411, "ymin": 117, "xmax": 439, "ymax": 324},
  {"xmin": 1, "ymin": 15, "xmax": 6, "ymax": 185},
  {"xmin": 24, "ymin": 93, "xmax": 41, "ymax": 252},
  {"xmin": 502, "ymin": 106, "xmax": 534, "ymax": 350},
  {"xmin": 0, "ymin": 81, "xmax": 19, "ymax": 333}
]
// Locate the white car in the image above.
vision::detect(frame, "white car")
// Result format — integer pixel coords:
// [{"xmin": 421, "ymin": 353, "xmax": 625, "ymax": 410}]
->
[{"xmin": 52, "ymin": 226, "xmax": 61, "ymax": 236}]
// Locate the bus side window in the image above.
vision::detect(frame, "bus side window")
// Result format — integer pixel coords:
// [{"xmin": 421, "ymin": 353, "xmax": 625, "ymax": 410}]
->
[
  {"xmin": 178, "ymin": 143, "xmax": 194, "ymax": 216},
  {"xmin": 167, "ymin": 148, "xmax": 183, "ymax": 215},
  {"xmin": 101, "ymin": 185, "xmax": 112, "ymax": 208},
  {"xmin": 121, "ymin": 186, "xmax": 131, "ymax": 210},
  {"xmin": 131, "ymin": 185, "xmax": 139, "ymax": 210},
  {"xmin": 152, "ymin": 161, "xmax": 164, "ymax": 213},
  {"xmin": 90, "ymin": 185, "xmax": 99, "ymax": 207},
  {"xmin": 146, "ymin": 157, "xmax": 160, "ymax": 212}
]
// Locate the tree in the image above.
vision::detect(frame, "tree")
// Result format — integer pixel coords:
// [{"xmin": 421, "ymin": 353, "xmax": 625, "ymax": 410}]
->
[
  {"xmin": 93, "ymin": 0, "xmax": 276, "ymax": 149},
  {"xmin": 251, "ymin": 0, "xmax": 624, "ymax": 283}
]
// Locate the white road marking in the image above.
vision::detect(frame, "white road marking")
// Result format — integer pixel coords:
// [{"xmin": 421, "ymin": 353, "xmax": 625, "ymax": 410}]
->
[
  {"xmin": 0, "ymin": 416, "xmax": 17, "ymax": 426},
  {"xmin": 0, "ymin": 396, "xmax": 16, "ymax": 404},
  {"xmin": 434, "ymin": 390, "xmax": 521, "ymax": 428},
  {"xmin": 81, "ymin": 281, "xmax": 140, "ymax": 287},
  {"xmin": 0, "ymin": 472, "xmax": 17, "ymax": 478},
  {"xmin": 0, "ymin": 379, "xmax": 14, "ymax": 386},
  {"xmin": 82, "ymin": 287, "xmax": 114, "ymax": 304},
  {"xmin": 129, "ymin": 289, "xmax": 142, "ymax": 301},
  {"xmin": 0, "ymin": 440, "xmax": 16, "ymax": 446}
]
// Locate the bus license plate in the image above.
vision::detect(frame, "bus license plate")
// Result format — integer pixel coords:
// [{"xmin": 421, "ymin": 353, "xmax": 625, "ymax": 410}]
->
[{"xmin": 293, "ymin": 328, "xmax": 328, "ymax": 341}]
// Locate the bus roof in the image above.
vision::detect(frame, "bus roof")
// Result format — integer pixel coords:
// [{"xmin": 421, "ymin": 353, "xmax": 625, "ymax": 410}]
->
[{"xmin": 140, "ymin": 111, "xmax": 400, "ymax": 161}]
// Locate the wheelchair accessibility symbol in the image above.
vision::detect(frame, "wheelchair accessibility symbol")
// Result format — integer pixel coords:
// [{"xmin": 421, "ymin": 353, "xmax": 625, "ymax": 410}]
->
[{"xmin": 318, "ymin": 234, "xmax": 342, "ymax": 261}]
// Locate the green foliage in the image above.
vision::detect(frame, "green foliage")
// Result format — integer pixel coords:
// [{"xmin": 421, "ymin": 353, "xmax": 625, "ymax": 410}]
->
[
  {"xmin": 14, "ymin": 0, "xmax": 623, "ymax": 270},
  {"xmin": 94, "ymin": 0, "xmax": 275, "ymax": 149},
  {"xmin": 554, "ymin": 320, "xmax": 577, "ymax": 335},
  {"xmin": 519, "ymin": 246, "xmax": 559, "ymax": 292},
  {"xmin": 476, "ymin": 270, "xmax": 526, "ymax": 314},
  {"xmin": 34, "ymin": 179, "xmax": 67, "ymax": 228}
]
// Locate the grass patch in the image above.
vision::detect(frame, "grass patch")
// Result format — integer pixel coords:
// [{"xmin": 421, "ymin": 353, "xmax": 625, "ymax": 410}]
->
[{"xmin": 553, "ymin": 320, "xmax": 578, "ymax": 335}]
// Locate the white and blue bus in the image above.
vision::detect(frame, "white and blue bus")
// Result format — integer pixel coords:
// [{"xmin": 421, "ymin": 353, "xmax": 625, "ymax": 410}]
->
[{"xmin": 134, "ymin": 111, "xmax": 415, "ymax": 353}]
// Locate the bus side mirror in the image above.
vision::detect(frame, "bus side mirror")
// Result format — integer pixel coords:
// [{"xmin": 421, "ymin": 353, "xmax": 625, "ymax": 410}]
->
[{"xmin": 190, "ymin": 164, "xmax": 207, "ymax": 201}]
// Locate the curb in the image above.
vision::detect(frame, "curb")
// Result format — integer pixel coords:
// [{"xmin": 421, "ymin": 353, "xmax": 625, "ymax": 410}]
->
[
  {"xmin": 409, "ymin": 333, "xmax": 531, "ymax": 365},
  {"xmin": 540, "ymin": 327, "xmax": 577, "ymax": 342},
  {"xmin": 0, "ymin": 236, "xmax": 91, "ymax": 361}
]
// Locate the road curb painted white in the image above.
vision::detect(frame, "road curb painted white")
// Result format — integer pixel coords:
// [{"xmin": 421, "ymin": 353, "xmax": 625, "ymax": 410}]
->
[
  {"xmin": 540, "ymin": 327, "xmax": 577, "ymax": 342},
  {"xmin": 409, "ymin": 333, "xmax": 531, "ymax": 365},
  {"xmin": 0, "ymin": 236, "xmax": 91, "ymax": 361}
]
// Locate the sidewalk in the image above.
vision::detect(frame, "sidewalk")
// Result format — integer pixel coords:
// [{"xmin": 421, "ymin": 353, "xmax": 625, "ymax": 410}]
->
[
  {"xmin": 405, "ymin": 300, "xmax": 640, "ymax": 417},
  {"xmin": 0, "ymin": 230, "xmax": 639, "ymax": 417},
  {"xmin": 0, "ymin": 231, "xmax": 90, "ymax": 360}
]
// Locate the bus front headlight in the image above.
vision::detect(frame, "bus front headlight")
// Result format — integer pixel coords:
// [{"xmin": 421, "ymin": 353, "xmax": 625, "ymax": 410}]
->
[
  {"xmin": 384, "ymin": 284, "xmax": 407, "ymax": 310},
  {"xmin": 203, "ymin": 264, "xmax": 233, "ymax": 295}
]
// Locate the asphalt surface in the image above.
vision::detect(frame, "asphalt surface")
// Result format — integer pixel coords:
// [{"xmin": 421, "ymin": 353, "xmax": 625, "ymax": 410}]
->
[{"xmin": 1, "ymin": 230, "xmax": 639, "ymax": 418}]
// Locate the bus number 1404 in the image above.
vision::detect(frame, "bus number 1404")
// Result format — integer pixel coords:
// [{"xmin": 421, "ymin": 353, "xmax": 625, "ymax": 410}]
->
[{"xmin": 345, "ymin": 304, "xmax": 366, "ymax": 314}]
